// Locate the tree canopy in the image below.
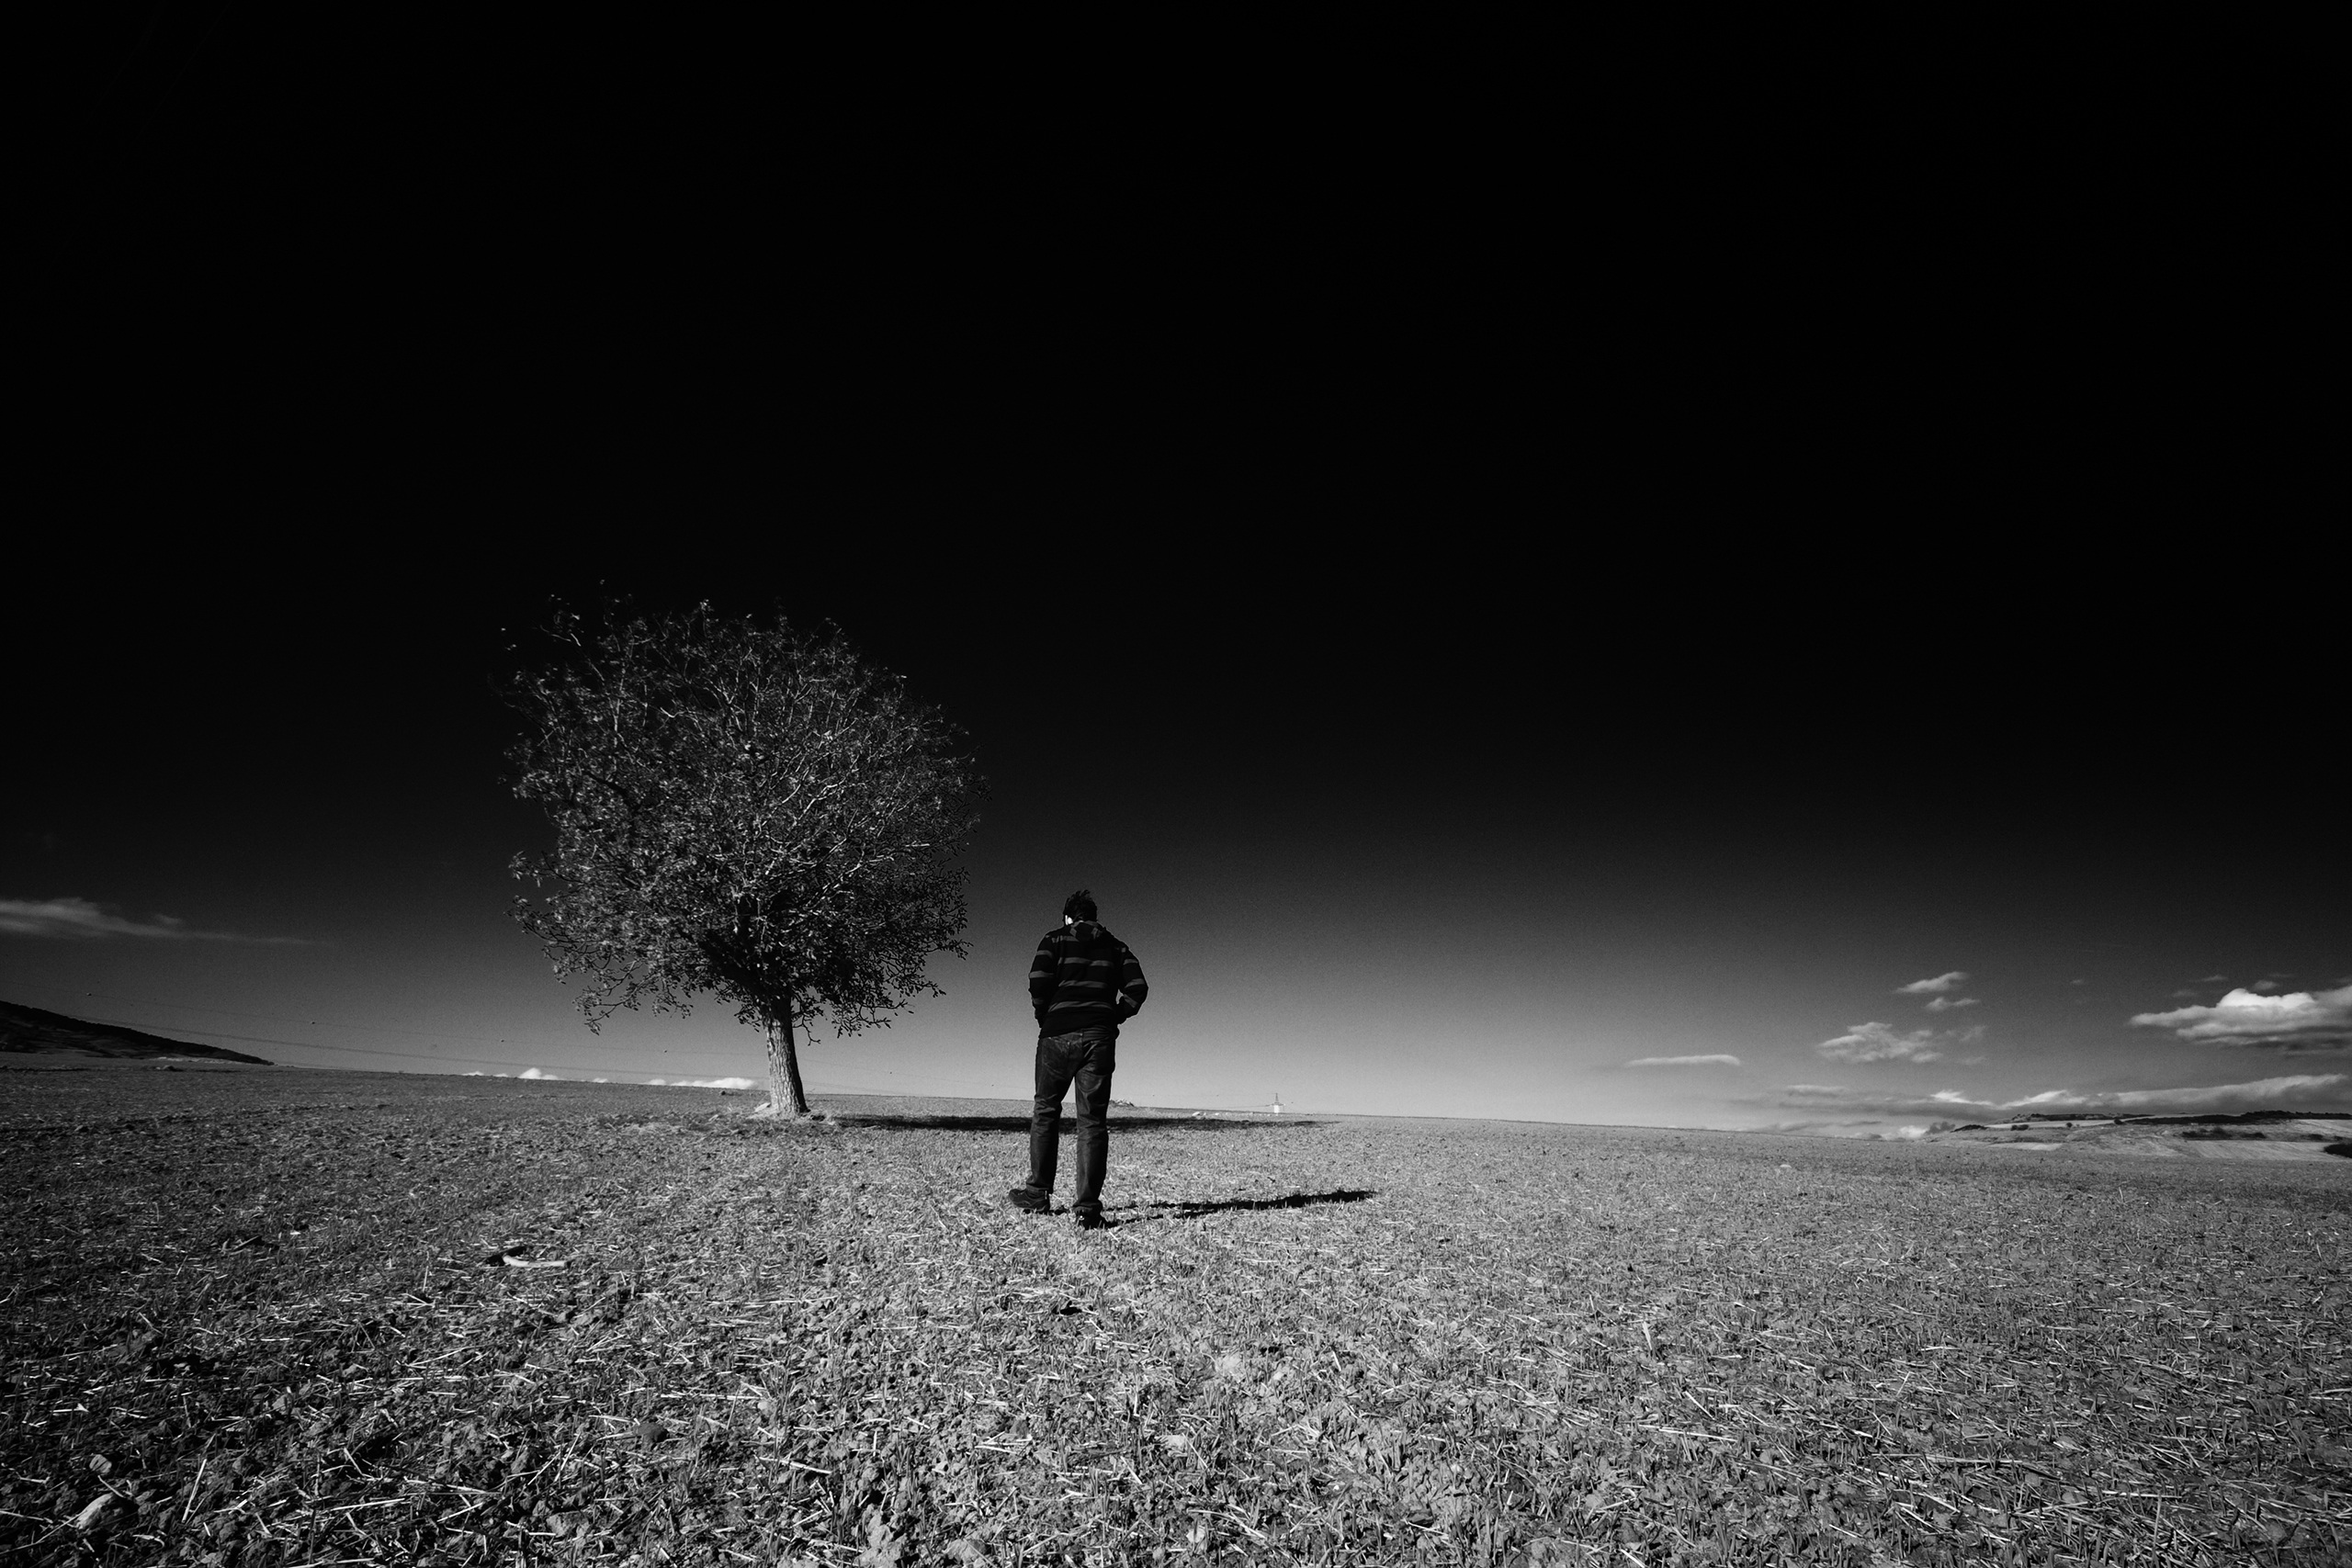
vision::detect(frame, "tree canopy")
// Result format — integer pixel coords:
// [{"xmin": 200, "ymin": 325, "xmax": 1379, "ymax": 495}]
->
[{"xmin": 505, "ymin": 603, "xmax": 982, "ymax": 1115}]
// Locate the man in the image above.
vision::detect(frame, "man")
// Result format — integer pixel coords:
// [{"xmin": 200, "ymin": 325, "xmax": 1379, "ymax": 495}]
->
[{"xmin": 1010, "ymin": 889, "xmax": 1147, "ymax": 1229}]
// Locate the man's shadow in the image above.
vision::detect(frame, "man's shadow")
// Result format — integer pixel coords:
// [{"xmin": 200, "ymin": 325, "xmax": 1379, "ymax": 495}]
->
[{"xmin": 1103, "ymin": 1189, "xmax": 1377, "ymax": 1226}]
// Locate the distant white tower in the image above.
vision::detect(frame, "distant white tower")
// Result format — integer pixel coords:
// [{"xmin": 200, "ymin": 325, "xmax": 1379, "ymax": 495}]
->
[{"xmin": 1270, "ymin": 1092, "xmax": 1283, "ymax": 1115}]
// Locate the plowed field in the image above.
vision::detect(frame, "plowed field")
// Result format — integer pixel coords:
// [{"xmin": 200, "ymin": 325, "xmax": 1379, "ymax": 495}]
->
[{"xmin": 5, "ymin": 1067, "xmax": 2348, "ymax": 1564}]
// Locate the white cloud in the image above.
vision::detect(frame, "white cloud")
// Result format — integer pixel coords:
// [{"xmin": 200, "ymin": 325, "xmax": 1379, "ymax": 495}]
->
[
  {"xmin": 1815, "ymin": 1021, "xmax": 1980, "ymax": 1064},
  {"xmin": 1896, "ymin": 972, "xmax": 1968, "ymax": 995},
  {"xmin": 1894, "ymin": 1125, "xmax": 1928, "ymax": 1139},
  {"xmin": 2000, "ymin": 1074, "xmax": 2346, "ymax": 1114},
  {"xmin": 670, "ymin": 1076, "xmax": 758, "ymax": 1090},
  {"xmin": 1766, "ymin": 1085, "xmax": 1998, "ymax": 1116},
  {"xmin": 1924, "ymin": 996, "xmax": 1979, "ymax": 1012},
  {"xmin": 1758, "ymin": 1072, "xmax": 2342, "ymax": 1123},
  {"xmin": 1772, "ymin": 1072, "xmax": 2348, "ymax": 1119},
  {"xmin": 2130, "ymin": 986, "xmax": 2352, "ymax": 1052},
  {"xmin": 1624, "ymin": 1054, "xmax": 1742, "ymax": 1068},
  {"xmin": 0, "ymin": 896, "xmax": 308, "ymax": 944},
  {"xmin": 518, "ymin": 1068, "xmax": 559, "ymax": 1080}
]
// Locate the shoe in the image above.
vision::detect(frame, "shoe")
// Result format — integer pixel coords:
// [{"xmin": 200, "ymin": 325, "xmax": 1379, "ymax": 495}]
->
[
  {"xmin": 1008, "ymin": 1186, "xmax": 1051, "ymax": 1213},
  {"xmin": 1075, "ymin": 1207, "xmax": 1108, "ymax": 1231}
]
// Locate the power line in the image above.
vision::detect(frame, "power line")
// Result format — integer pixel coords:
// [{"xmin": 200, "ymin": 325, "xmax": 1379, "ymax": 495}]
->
[
  {"xmin": 4, "ymin": 979, "xmax": 752, "ymax": 1057},
  {"xmin": 7, "ymin": 980, "xmax": 1038, "ymax": 1095},
  {"xmin": 9, "ymin": 980, "xmax": 636, "ymax": 1048},
  {"xmin": 74, "ymin": 1017, "xmax": 705, "ymax": 1077}
]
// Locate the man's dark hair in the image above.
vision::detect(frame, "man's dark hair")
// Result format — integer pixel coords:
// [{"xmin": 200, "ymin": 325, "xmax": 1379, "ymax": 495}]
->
[{"xmin": 1062, "ymin": 889, "xmax": 1098, "ymax": 922}]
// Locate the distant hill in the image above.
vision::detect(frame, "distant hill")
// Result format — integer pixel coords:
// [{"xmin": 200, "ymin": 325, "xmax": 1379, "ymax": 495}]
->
[{"xmin": 0, "ymin": 1000, "xmax": 271, "ymax": 1064}]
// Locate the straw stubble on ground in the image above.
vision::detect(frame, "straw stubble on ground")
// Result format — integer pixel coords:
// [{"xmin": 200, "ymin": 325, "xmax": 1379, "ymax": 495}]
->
[{"xmin": 3, "ymin": 1067, "xmax": 2348, "ymax": 1565}]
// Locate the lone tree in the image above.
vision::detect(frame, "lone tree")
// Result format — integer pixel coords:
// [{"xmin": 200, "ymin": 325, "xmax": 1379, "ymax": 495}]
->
[{"xmin": 505, "ymin": 602, "xmax": 982, "ymax": 1117}]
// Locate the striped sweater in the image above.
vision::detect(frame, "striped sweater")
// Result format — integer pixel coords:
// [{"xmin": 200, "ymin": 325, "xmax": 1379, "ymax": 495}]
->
[{"xmin": 1029, "ymin": 921, "xmax": 1148, "ymax": 1032}]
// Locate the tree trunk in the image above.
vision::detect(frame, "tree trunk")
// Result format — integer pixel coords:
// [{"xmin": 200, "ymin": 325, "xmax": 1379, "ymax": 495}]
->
[{"xmin": 765, "ymin": 1005, "xmax": 811, "ymax": 1118}]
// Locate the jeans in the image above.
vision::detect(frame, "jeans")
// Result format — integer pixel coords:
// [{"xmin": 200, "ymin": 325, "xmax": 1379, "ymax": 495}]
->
[{"xmin": 1028, "ymin": 1025, "xmax": 1117, "ymax": 1212}]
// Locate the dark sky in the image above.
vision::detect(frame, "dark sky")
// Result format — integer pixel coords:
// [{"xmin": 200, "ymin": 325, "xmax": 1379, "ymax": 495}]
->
[{"xmin": 11, "ymin": 17, "xmax": 2342, "ymax": 1125}]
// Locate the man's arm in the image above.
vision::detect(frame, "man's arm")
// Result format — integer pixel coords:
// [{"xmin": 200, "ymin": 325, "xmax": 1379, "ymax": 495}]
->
[
  {"xmin": 1028, "ymin": 933, "xmax": 1058, "ymax": 1024},
  {"xmin": 1114, "ymin": 942, "xmax": 1148, "ymax": 1019}
]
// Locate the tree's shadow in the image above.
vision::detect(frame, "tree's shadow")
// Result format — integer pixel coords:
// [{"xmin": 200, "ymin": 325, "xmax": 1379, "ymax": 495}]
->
[
  {"xmin": 1105, "ymin": 1189, "xmax": 1377, "ymax": 1226},
  {"xmin": 828, "ymin": 1114, "xmax": 1322, "ymax": 1134}
]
